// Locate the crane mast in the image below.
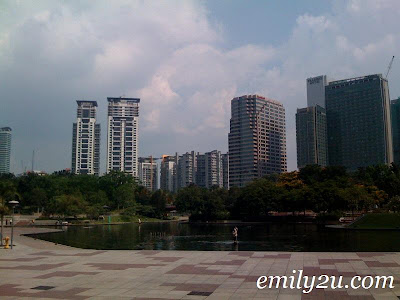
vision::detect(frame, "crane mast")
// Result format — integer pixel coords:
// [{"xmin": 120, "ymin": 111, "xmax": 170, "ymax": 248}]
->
[{"xmin": 386, "ymin": 56, "xmax": 395, "ymax": 79}]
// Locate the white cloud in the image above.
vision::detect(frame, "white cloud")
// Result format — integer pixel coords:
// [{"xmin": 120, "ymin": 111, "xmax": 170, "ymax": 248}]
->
[{"xmin": 1, "ymin": 0, "xmax": 400, "ymax": 173}]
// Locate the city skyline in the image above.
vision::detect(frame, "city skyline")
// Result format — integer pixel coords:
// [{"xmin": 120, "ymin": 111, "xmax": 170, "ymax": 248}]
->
[{"xmin": 1, "ymin": 1, "xmax": 400, "ymax": 174}]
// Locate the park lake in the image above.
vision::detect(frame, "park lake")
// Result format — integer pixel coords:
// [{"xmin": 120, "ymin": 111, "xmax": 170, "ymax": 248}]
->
[{"xmin": 29, "ymin": 222, "xmax": 400, "ymax": 252}]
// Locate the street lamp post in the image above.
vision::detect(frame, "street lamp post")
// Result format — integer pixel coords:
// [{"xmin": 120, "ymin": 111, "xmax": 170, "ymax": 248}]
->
[
  {"xmin": 9, "ymin": 200, "xmax": 19, "ymax": 249},
  {"xmin": 103, "ymin": 205, "xmax": 110, "ymax": 224}
]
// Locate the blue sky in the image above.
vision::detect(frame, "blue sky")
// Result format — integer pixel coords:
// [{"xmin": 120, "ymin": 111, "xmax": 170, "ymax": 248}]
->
[
  {"xmin": 0, "ymin": 0, "xmax": 399, "ymax": 174},
  {"xmin": 206, "ymin": 0, "xmax": 332, "ymax": 47}
]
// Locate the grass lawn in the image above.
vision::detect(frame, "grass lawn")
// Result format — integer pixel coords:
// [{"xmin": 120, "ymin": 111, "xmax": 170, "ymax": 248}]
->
[{"xmin": 349, "ymin": 213, "xmax": 400, "ymax": 229}]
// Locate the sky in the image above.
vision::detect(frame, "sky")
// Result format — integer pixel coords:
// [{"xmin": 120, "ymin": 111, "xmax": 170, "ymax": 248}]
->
[{"xmin": 1, "ymin": 0, "xmax": 400, "ymax": 174}]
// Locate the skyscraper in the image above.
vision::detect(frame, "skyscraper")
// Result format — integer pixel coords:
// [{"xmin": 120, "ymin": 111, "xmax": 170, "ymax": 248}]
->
[
  {"xmin": 71, "ymin": 101, "xmax": 100, "ymax": 175},
  {"xmin": 138, "ymin": 157, "xmax": 158, "ymax": 192},
  {"xmin": 0, "ymin": 127, "xmax": 12, "ymax": 174},
  {"xmin": 221, "ymin": 153, "xmax": 229, "ymax": 189},
  {"xmin": 160, "ymin": 155, "xmax": 177, "ymax": 193},
  {"xmin": 296, "ymin": 105, "xmax": 328, "ymax": 169},
  {"xmin": 196, "ymin": 153, "xmax": 206, "ymax": 188},
  {"xmin": 306, "ymin": 75, "xmax": 330, "ymax": 108},
  {"xmin": 391, "ymin": 98, "xmax": 400, "ymax": 165},
  {"xmin": 326, "ymin": 74, "xmax": 393, "ymax": 170},
  {"xmin": 106, "ymin": 97, "xmax": 140, "ymax": 177},
  {"xmin": 176, "ymin": 151, "xmax": 197, "ymax": 189},
  {"xmin": 228, "ymin": 95, "xmax": 287, "ymax": 188},
  {"xmin": 196, "ymin": 150, "xmax": 223, "ymax": 188}
]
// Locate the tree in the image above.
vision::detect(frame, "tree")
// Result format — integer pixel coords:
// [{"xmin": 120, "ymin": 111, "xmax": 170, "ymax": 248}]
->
[
  {"xmin": 47, "ymin": 194, "xmax": 87, "ymax": 218},
  {"xmin": 114, "ymin": 184, "xmax": 135, "ymax": 210},
  {"xmin": 298, "ymin": 164, "xmax": 323, "ymax": 184},
  {"xmin": 235, "ymin": 179, "xmax": 281, "ymax": 220},
  {"xmin": 340, "ymin": 185, "xmax": 372, "ymax": 216},
  {"xmin": 150, "ymin": 190, "xmax": 167, "ymax": 218},
  {"xmin": 387, "ymin": 196, "xmax": 400, "ymax": 213},
  {"xmin": 175, "ymin": 185, "xmax": 204, "ymax": 218},
  {"xmin": 29, "ymin": 188, "xmax": 47, "ymax": 213},
  {"xmin": 85, "ymin": 190, "xmax": 108, "ymax": 206}
]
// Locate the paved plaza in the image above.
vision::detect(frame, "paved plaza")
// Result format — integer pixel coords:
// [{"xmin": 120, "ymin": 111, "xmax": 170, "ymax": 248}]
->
[{"xmin": 0, "ymin": 227, "xmax": 400, "ymax": 299}]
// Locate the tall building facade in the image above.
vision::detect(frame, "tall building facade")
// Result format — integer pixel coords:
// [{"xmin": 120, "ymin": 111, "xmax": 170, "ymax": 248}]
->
[
  {"xmin": 106, "ymin": 97, "xmax": 140, "ymax": 177},
  {"xmin": 228, "ymin": 95, "xmax": 287, "ymax": 188},
  {"xmin": 138, "ymin": 157, "xmax": 158, "ymax": 192},
  {"xmin": 176, "ymin": 151, "xmax": 197, "ymax": 189},
  {"xmin": 161, "ymin": 151, "xmax": 228, "ymax": 192},
  {"xmin": 196, "ymin": 153, "xmax": 206, "ymax": 188},
  {"xmin": 71, "ymin": 101, "xmax": 100, "ymax": 175},
  {"xmin": 296, "ymin": 105, "xmax": 328, "ymax": 169},
  {"xmin": 306, "ymin": 75, "xmax": 330, "ymax": 108},
  {"xmin": 160, "ymin": 155, "xmax": 177, "ymax": 193},
  {"xmin": 221, "ymin": 153, "xmax": 229, "ymax": 189},
  {"xmin": 196, "ymin": 150, "xmax": 223, "ymax": 188},
  {"xmin": 0, "ymin": 127, "xmax": 12, "ymax": 174},
  {"xmin": 326, "ymin": 74, "xmax": 393, "ymax": 170},
  {"xmin": 391, "ymin": 98, "xmax": 400, "ymax": 165}
]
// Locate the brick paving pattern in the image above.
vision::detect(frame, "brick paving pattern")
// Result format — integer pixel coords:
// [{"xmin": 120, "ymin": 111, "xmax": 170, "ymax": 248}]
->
[{"xmin": 0, "ymin": 227, "xmax": 399, "ymax": 299}]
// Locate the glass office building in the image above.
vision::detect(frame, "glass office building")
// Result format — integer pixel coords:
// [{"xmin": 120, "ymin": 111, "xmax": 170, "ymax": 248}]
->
[
  {"xmin": 296, "ymin": 105, "xmax": 328, "ymax": 169},
  {"xmin": 326, "ymin": 74, "xmax": 393, "ymax": 170},
  {"xmin": 391, "ymin": 98, "xmax": 400, "ymax": 165}
]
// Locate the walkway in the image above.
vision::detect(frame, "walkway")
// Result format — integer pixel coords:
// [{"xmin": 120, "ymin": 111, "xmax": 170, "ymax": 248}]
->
[{"xmin": 0, "ymin": 227, "xmax": 399, "ymax": 299}]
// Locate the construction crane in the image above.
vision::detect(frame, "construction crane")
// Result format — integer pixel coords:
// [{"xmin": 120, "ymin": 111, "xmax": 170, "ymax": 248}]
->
[{"xmin": 385, "ymin": 56, "xmax": 395, "ymax": 79}]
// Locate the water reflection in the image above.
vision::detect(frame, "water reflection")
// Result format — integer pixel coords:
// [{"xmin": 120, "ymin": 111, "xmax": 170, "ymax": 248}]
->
[{"xmin": 31, "ymin": 222, "xmax": 400, "ymax": 252}]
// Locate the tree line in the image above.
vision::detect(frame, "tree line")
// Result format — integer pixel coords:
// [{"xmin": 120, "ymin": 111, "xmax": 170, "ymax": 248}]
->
[
  {"xmin": 175, "ymin": 164, "xmax": 400, "ymax": 221},
  {"xmin": 0, "ymin": 171, "xmax": 172, "ymax": 221},
  {"xmin": 1, "ymin": 164, "xmax": 400, "ymax": 223}
]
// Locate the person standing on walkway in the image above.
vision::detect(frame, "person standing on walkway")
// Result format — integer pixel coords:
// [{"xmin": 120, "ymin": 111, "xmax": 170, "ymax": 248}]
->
[{"xmin": 232, "ymin": 226, "xmax": 238, "ymax": 243}]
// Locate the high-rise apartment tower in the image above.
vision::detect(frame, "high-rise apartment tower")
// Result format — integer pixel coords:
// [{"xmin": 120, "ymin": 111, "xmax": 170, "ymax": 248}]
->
[
  {"xmin": 138, "ymin": 157, "xmax": 158, "ymax": 192},
  {"xmin": 0, "ymin": 127, "xmax": 12, "ymax": 174},
  {"xmin": 160, "ymin": 155, "xmax": 178, "ymax": 193},
  {"xmin": 71, "ymin": 101, "xmax": 100, "ymax": 175},
  {"xmin": 106, "ymin": 97, "xmax": 140, "ymax": 177}
]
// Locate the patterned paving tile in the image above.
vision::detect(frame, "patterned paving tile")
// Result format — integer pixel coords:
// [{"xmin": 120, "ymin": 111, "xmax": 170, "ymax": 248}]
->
[
  {"xmin": 229, "ymin": 251, "xmax": 254, "ymax": 257},
  {"xmin": 167, "ymin": 264, "xmax": 233, "ymax": 275},
  {"xmin": 35, "ymin": 271, "xmax": 100, "ymax": 279},
  {"xmin": 356, "ymin": 253, "xmax": 394, "ymax": 258},
  {"xmin": 2, "ymin": 227, "xmax": 400, "ymax": 300},
  {"xmin": 86, "ymin": 262, "xmax": 165, "ymax": 270},
  {"xmin": 0, "ymin": 284, "xmax": 89, "ymax": 299},
  {"xmin": 364, "ymin": 261, "xmax": 400, "ymax": 268},
  {"xmin": 30, "ymin": 250, "xmax": 107, "ymax": 257},
  {"xmin": 31, "ymin": 286, "xmax": 55, "ymax": 290},
  {"xmin": 149, "ymin": 256, "xmax": 183, "ymax": 262},
  {"xmin": 135, "ymin": 250, "xmax": 162, "ymax": 256},
  {"xmin": 262, "ymin": 254, "xmax": 292, "ymax": 259},
  {"xmin": 0, "ymin": 263, "xmax": 69, "ymax": 270},
  {"xmin": 201, "ymin": 259, "xmax": 246, "ymax": 266},
  {"xmin": 230, "ymin": 275, "xmax": 261, "ymax": 282},
  {"xmin": 162, "ymin": 282, "xmax": 219, "ymax": 292},
  {"xmin": 318, "ymin": 258, "xmax": 362, "ymax": 265},
  {"xmin": 0, "ymin": 257, "xmax": 45, "ymax": 262}
]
